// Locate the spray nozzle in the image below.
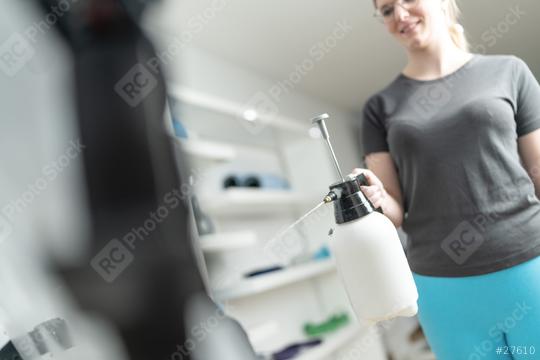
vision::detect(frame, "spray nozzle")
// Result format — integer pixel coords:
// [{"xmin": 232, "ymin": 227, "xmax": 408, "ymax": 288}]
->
[{"xmin": 323, "ymin": 191, "xmax": 338, "ymax": 203}]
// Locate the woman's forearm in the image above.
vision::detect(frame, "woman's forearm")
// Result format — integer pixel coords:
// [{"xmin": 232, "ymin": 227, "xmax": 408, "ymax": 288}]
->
[{"xmin": 381, "ymin": 193, "xmax": 404, "ymax": 228}]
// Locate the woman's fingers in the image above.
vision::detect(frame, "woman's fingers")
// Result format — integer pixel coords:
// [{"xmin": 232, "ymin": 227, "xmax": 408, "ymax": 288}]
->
[
  {"xmin": 352, "ymin": 168, "xmax": 387, "ymax": 208},
  {"xmin": 363, "ymin": 170, "xmax": 384, "ymax": 187},
  {"xmin": 360, "ymin": 185, "xmax": 372, "ymax": 195},
  {"xmin": 360, "ymin": 184, "xmax": 387, "ymax": 208},
  {"xmin": 351, "ymin": 168, "xmax": 382, "ymax": 186},
  {"xmin": 371, "ymin": 197, "xmax": 383, "ymax": 209},
  {"xmin": 350, "ymin": 168, "xmax": 366, "ymax": 177}
]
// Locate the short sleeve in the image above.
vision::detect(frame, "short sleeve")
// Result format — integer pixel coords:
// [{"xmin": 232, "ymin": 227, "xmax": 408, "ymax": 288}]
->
[
  {"xmin": 361, "ymin": 95, "xmax": 389, "ymax": 158},
  {"xmin": 513, "ymin": 56, "xmax": 540, "ymax": 137}
]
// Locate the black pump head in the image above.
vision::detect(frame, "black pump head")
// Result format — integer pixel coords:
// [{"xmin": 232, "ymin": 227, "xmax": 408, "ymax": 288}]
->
[{"xmin": 326, "ymin": 173, "xmax": 383, "ymax": 224}]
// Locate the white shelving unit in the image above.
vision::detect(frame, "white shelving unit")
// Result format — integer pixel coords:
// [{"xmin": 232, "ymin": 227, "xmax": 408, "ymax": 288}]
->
[
  {"xmin": 213, "ymin": 259, "xmax": 335, "ymax": 301},
  {"xmin": 199, "ymin": 188, "xmax": 311, "ymax": 216},
  {"xmin": 199, "ymin": 231, "xmax": 258, "ymax": 253},
  {"xmin": 170, "ymin": 86, "xmax": 385, "ymax": 359},
  {"xmin": 178, "ymin": 138, "xmax": 237, "ymax": 162},
  {"xmin": 169, "ymin": 85, "xmax": 307, "ymax": 134},
  {"xmin": 295, "ymin": 324, "xmax": 365, "ymax": 360},
  {"xmin": 177, "ymin": 137, "xmax": 276, "ymax": 163}
]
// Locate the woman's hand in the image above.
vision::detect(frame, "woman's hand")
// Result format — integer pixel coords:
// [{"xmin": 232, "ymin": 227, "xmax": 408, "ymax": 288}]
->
[
  {"xmin": 350, "ymin": 155, "xmax": 405, "ymax": 228},
  {"xmin": 350, "ymin": 168, "xmax": 388, "ymax": 209}
]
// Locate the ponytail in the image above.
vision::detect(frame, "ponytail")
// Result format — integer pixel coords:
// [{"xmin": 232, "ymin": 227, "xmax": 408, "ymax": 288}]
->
[{"xmin": 445, "ymin": 0, "xmax": 470, "ymax": 52}]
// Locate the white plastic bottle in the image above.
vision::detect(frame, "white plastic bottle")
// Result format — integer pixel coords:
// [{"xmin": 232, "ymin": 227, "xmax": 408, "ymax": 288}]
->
[
  {"xmin": 326, "ymin": 174, "xmax": 418, "ymax": 324},
  {"xmin": 311, "ymin": 113, "xmax": 418, "ymax": 324}
]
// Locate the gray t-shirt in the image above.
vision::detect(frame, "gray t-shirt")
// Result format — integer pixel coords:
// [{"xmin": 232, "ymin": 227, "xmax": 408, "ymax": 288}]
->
[{"xmin": 361, "ymin": 54, "xmax": 540, "ymax": 277}]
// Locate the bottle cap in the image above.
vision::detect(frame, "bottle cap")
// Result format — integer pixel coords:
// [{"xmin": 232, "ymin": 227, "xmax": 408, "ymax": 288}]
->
[{"xmin": 329, "ymin": 173, "xmax": 381, "ymax": 224}]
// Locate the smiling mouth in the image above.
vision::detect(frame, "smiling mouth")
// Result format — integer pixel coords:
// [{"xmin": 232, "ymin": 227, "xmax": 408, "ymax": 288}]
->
[{"xmin": 400, "ymin": 21, "xmax": 421, "ymax": 35}]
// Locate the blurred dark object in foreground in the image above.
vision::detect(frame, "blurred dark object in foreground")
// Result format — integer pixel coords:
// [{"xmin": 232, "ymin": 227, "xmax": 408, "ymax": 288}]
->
[{"xmin": 31, "ymin": 0, "xmax": 257, "ymax": 359}]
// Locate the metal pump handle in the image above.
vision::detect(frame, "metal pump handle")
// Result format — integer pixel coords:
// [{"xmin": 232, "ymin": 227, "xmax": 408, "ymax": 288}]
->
[{"xmin": 311, "ymin": 113, "xmax": 345, "ymax": 182}]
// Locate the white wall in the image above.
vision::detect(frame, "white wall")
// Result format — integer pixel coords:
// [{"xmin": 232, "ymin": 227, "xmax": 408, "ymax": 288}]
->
[{"xmin": 155, "ymin": 42, "xmax": 363, "ymax": 174}]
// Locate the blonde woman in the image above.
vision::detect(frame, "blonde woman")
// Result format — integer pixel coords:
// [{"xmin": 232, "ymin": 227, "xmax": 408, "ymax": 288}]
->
[{"xmin": 357, "ymin": 0, "xmax": 540, "ymax": 358}]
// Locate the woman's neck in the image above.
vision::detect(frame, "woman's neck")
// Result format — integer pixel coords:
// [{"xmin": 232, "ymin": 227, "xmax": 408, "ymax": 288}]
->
[{"xmin": 402, "ymin": 38, "xmax": 473, "ymax": 81}]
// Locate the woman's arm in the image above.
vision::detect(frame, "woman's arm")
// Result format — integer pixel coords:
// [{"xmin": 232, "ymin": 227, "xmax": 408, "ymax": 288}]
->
[{"xmin": 518, "ymin": 128, "xmax": 540, "ymax": 198}]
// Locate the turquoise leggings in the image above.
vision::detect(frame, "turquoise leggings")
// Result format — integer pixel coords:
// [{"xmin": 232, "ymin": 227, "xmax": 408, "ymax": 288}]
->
[{"xmin": 413, "ymin": 256, "xmax": 540, "ymax": 360}]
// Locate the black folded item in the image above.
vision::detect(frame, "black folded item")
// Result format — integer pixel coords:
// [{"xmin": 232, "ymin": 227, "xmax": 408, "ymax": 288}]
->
[
  {"xmin": 245, "ymin": 265, "xmax": 283, "ymax": 278},
  {"xmin": 223, "ymin": 173, "xmax": 288, "ymax": 189},
  {"xmin": 223, "ymin": 175, "xmax": 261, "ymax": 188},
  {"xmin": 272, "ymin": 339, "xmax": 323, "ymax": 360},
  {"xmin": 244, "ymin": 176, "xmax": 261, "ymax": 187},
  {"xmin": 224, "ymin": 175, "xmax": 239, "ymax": 188}
]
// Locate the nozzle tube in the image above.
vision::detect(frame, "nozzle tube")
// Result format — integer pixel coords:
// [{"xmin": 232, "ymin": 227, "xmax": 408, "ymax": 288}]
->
[{"xmin": 324, "ymin": 191, "xmax": 338, "ymax": 203}]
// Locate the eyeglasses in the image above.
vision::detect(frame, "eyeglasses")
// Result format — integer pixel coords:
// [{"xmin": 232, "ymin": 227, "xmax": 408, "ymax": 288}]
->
[{"xmin": 373, "ymin": 0, "xmax": 420, "ymax": 23}]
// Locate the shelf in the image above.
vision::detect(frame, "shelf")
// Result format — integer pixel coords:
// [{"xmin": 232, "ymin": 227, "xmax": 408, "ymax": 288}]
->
[
  {"xmin": 176, "ymin": 136, "xmax": 279, "ymax": 164},
  {"xmin": 295, "ymin": 324, "xmax": 366, "ymax": 360},
  {"xmin": 169, "ymin": 86, "xmax": 308, "ymax": 135},
  {"xmin": 199, "ymin": 188, "xmax": 312, "ymax": 216},
  {"xmin": 176, "ymin": 138, "xmax": 237, "ymax": 162},
  {"xmin": 199, "ymin": 231, "xmax": 258, "ymax": 253},
  {"xmin": 213, "ymin": 259, "xmax": 336, "ymax": 301},
  {"xmin": 199, "ymin": 188, "xmax": 303, "ymax": 215}
]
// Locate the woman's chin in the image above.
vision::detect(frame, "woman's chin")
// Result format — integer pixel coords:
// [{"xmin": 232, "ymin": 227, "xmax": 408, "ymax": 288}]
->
[{"xmin": 405, "ymin": 36, "xmax": 429, "ymax": 51}]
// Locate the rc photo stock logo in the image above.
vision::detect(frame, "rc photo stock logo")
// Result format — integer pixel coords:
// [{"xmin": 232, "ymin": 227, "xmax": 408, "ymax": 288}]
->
[
  {"xmin": 0, "ymin": 33, "xmax": 35, "ymax": 77},
  {"xmin": 114, "ymin": 62, "xmax": 159, "ymax": 107},
  {"xmin": 91, "ymin": 239, "xmax": 135, "ymax": 283},
  {"xmin": 441, "ymin": 220, "xmax": 485, "ymax": 265},
  {"xmin": 410, "ymin": 81, "xmax": 452, "ymax": 120},
  {"xmin": 238, "ymin": 19, "xmax": 353, "ymax": 136},
  {"xmin": 90, "ymin": 183, "xmax": 197, "ymax": 283}
]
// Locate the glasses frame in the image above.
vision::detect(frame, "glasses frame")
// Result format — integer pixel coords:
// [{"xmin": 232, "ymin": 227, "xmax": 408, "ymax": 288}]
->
[{"xmin": 373, "ymin": 0, "xmax": 420, "ymax": 24}]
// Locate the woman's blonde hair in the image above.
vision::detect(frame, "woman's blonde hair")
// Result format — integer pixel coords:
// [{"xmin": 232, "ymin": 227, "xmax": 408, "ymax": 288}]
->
[
  {"xmin": 444, "ymin": 0, "xmax": 469, "ymax": 52},
  {"xmin": 373, "ymin": 0, "xmax": 470, "ymax": 52}
]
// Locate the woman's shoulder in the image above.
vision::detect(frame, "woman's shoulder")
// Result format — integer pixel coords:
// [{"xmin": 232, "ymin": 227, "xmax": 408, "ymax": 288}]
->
[
  {"xmin": 474, "ymin": 53, "xmax": 533, "ymax": 82},
  {"xmin": 474, "ymin": 52, "xmax": 524, "ymax": 67},
  {"xmin": 363, "ymin": 75, "xmax": 405, "ymax": 108}
]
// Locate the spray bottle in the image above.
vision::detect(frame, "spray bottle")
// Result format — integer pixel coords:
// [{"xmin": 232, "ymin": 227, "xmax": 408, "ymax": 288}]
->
[{"xmin": 312, "ymin": 114, "xmax": 418, "ymax": 324}]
